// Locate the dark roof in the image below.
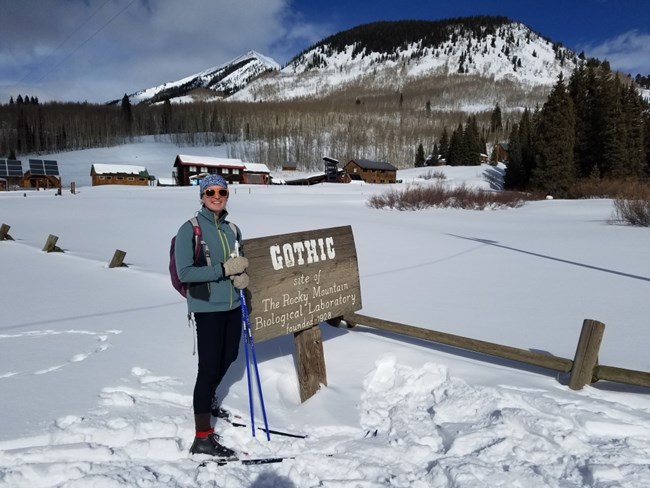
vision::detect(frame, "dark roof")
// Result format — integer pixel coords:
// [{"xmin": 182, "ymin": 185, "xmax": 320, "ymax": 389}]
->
[{"xmin": 347, "ymin": 159, "xmax": 398, "ymax": 171}]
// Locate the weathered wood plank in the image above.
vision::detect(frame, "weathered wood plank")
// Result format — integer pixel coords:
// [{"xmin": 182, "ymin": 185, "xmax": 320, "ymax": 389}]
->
[
  {"xmin": 294, "ymin": 325, "xmax": 327, "ymax": 402},
  {"xmin": 0, "ymin": 224, "xmax": 13, "ymax": 241},
  {"xmin": 345, "ymin": 312, "xmax": 573, "ymax": 372},
  {"xmin": 596, "ymin": 365, "xmax": 650, "ymax": 388},
  {"xmin": 42, "ymin": 234, "xmax": 63, "ymax": 252},
  {"xmin": 108, "ymin": 249, "xmax": 127, "ymax": 268},
  {"xmin": 569, "ymin": 319, "xmax": 605, "ymax": 390}
]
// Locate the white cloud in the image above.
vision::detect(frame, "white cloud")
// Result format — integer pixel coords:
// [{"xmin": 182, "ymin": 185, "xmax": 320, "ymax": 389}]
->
[
  {"xmin": 581, "ymin": 29, "xmax": 650, "ymax": 75},
  {"xmin": 0, "ymin": 0, "xmax": 321, "ymax": 103}
]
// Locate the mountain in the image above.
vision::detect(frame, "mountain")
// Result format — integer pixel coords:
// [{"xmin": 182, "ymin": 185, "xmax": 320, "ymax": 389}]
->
[
  {"xmin": 121, "ymin": 50, "xmax": 279, "ymax": 105},
  {"xmin": 126, "ymin": 17, "xmax": 583, "ymax": 109}
]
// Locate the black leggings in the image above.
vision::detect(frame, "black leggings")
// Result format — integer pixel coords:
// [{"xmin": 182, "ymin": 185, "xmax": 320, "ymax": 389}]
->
[{"xmin": 193, "ymin": 307, "xmax": 242, "ymax": 414}]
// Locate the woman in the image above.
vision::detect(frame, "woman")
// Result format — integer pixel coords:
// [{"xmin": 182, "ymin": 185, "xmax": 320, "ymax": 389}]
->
[{"xmin": 174, "ymin": 174, "xmax": 249, "ymax": 457}]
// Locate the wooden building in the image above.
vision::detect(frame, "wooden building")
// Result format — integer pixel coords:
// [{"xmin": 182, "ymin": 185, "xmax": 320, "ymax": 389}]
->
[
  {"xmin": 21, "ymin": 171, "xmax": 61, "ymax": 189},
  {"xmin": 0, "ymin": 159, "xmax": 24, "ymax": 189},
  {"xmin": 242, "ymin": 162, "xmax": 271, "ymax": 184},
  {"xmin": 342, "ymin": 159, "xmax": 398, "ymax": 184},
  {"xmin": 492, "ymin": 143, "xmax": 510, "ymax": 163},
  {"xmin": 282, "ymin": 161, "xmax": 298, "ymax": 171},
  {"xmin": 90, "ymin": 164, "xmax": 150, "ymax": 186},
  {"xmin": 23, "ymin": 159, "xmax": 61, "ymax": 189},
  {"xmin": 173, "ymin": 155, "xmax": 245, "ymax": 186}
]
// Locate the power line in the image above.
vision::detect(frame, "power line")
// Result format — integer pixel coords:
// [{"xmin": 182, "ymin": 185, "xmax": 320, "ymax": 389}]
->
[
  {"xmin": 32, "ymin": 0, "xmax": 138, "ymax": 84},
  {"xmin": 20, "ymin": 0, "xmax": 115, "ymax": 83}
]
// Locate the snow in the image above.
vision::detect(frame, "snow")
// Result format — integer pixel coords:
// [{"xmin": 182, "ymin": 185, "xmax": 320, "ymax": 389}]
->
[
  {"xmin": 90, "ymin": 163, "xmax": 148, "ymax": 175},
  {"xmin": 1, "ymin": 141, "xmax": 650, "ymax": 487},
  {"xmin": 230, "ymin": 21, "xmax": 576, "ymax": 107}
]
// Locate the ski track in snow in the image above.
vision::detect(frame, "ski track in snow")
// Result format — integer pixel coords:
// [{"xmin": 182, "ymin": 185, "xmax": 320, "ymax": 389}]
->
[
  {"xmin": 1, "ymin": 359, "xmax": 649, "ymax": 487},
  {"xmin": 0, "ymin": 330, "xmax": 120, "ymax": 378}
]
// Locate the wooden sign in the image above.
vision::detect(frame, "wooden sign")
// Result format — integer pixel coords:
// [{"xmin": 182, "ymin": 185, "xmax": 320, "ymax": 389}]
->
[{"xmin": 244, "ymin": 225, "xmax": 362, "ymax": 343}]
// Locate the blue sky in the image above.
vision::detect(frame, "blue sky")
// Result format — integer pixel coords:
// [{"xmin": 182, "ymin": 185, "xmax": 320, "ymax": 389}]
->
[{"xmin": 1, "ymin": 0, "xmax": 648, "ymax": 104}]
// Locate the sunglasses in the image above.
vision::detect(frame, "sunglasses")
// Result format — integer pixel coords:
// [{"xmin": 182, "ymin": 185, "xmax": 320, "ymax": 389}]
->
[{"xmin": 203, "ymin": 188, "xmax": 228, "ymax": 198}]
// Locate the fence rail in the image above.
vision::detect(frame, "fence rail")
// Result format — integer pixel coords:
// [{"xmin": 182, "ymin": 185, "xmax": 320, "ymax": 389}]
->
[{"xmin": 344, "ymin": 312, "xmax": 650, "ymax": 390}]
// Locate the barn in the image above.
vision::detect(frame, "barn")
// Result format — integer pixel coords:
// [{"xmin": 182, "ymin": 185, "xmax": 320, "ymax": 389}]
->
[{"xmin": 90, "ymin": 164, "xmax": 150, "ymax": 186}]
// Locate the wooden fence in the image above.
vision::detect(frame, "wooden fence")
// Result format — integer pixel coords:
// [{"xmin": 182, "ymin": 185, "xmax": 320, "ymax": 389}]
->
[{"xmin": 342, "ymin": 312, "xmax": 650, "ymax": 390}]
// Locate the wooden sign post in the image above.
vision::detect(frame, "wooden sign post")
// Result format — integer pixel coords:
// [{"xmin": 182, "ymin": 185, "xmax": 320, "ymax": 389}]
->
[{"xmin": 244, "ymin": 225, "xmax": 362, "ymax": 401}]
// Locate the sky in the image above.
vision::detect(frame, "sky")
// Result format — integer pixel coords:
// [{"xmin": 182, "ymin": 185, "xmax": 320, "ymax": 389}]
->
[
  {"xmin": 1, "ymin": 139, "xmax": 650, "ymax": 486},
  {"xmin": 1, "ymin": 0, "xmax": 649, "ymax": 104}
]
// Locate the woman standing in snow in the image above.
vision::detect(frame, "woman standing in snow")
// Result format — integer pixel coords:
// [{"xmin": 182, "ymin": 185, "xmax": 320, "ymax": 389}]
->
[{"xmin": 174, "ymin": 174, "xmax": 249, "ymax": 457}]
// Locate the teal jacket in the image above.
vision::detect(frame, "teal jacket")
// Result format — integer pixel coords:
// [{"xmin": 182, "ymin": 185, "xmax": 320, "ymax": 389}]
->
[{"xmin": 174, "ymin": 207, "xmax": 243, "ymax": 313}]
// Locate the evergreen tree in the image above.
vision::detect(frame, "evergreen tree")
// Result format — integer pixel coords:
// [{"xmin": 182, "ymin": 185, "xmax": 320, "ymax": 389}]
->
[
  {"xmin": 599, "ymin": 76, "xmax": 628, "ymax": 178},
  {"xmin": 161, "ymin": 99, "xmax": 172, "ymax": 134},
  {"xmin": 121, "ymin": 94, "xmax": 133, "ymax": 130},
  {"xmin": 490, "ymin": 103, "xmax": 502, "ymax": 133},
  {"xmin": 622, "ymin": 82, "xmax": 645, "ymax": 178},
  {"xmin": 531, "ymin": 75, "xmax": 576, "ymax": 197},
  {"xmin": 415, "ymin": 143, "xmax": 425, "ymax": 167},
  {"xmin": 463, "ymin": 115, "xmax": 483, "ymax": 165},
  {"xmin": 447, "ymin": 123, "xmax": 464, "ymax": 165},
  {"xmin": 569, "ymin": 65, "xmax": 597, "ymax": 178},
  {"xmin": 438, "ymin": 127, "xmax": 449, "ymax": 162},
  {"xmin": 644, "ymin": 110, "xmax": 650, "ymax": 177},
  {"xmin": 504, "ymin": 122, "xmax": 524, "ymax": 189}
]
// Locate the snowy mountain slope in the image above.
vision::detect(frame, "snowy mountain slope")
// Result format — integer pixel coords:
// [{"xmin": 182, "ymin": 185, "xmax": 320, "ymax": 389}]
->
[
  {"xmin": 126, "ymin": 17, "xmax": 582, "ymax": 107},
  {"xmin": 230, "ymin": 18, "xmax": 581, "ymax": 103},
  {"xmin": 120, "ymin": 50, "xmax": 279, "ymax": 105}
]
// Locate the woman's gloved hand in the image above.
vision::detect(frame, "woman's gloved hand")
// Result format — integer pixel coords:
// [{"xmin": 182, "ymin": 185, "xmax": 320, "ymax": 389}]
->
[
  {"xmin": 230, "ymin": 273, "xmax": 249, "ymax": 290},
  {"xmin": 223, "ymin": 256, "xmax": 248, "ymax": 276}
]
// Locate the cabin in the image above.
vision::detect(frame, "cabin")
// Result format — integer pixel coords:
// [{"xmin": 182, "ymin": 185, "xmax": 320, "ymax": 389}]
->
[
  {"xmin": 242, "ymin": 162, "xmax": 271, "ymax": 185},
  {"xmin": 156, "ymin": 177, "xmax": 176, "ymax": 187},
  {"xmin": 90, "ymin": 164, "xmax": 150, "ymax": 186},
  {"xmin": 21, "ymin": 171, "xmax": 61, "ymax": 189},
  {"xmin": 342, "ymin": 159, "xmax": 398, "ymax": 184},
  {"xmin": 282, "ymin": 161, "xmax": 298, "ymax": 171},
  {"xmin": 0, "ymin": 159, "xmax": 24, "ymax": 189},
  {"xmin": 22, "ymin": 159, "xmax": 61, "ymax": 189},
  {"xmin": 173, "ymin": 155, "xmax": 245, "ymax": 186},
  {"xmin": 492, "ymin": 143, "xmax": 510, "ymax": 163}
]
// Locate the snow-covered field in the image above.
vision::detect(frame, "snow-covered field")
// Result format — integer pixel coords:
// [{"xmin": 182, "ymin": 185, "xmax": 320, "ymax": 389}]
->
[{"xmin": 1, "ymin": 140, "xmax": 649, "ymax": 487}]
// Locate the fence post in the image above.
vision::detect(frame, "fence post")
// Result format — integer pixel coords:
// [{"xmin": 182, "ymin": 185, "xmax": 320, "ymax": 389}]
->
[
  {"xmin": 294, "ymin": 325, "xmax": 327, "ymax": 402},
  {"xmin": 569, "ymin": 319, "xmax": 605, "ymax": 390},
  {"xmin": 108, "ymin": 249, "xmax": 127, "ymax": 268},
  {"xmin": 1, "ymin": 224, "xmax": 13, "ymax": 241},
  {"xmin": 42, "ymin": 234, "xmax": 63, "ymax": 252}
]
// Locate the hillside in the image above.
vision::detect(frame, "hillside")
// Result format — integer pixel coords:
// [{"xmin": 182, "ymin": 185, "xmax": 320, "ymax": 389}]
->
[{"xmin": 128, "ymin": 17, "xmax": 582, "ymax": 112}]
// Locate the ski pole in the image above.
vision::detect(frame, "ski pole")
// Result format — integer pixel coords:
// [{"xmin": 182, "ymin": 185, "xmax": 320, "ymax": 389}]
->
[
  {"xmin": 240, "ymin": 289, "xmax": 271, "ymax": 441},
  {"xmin": 242, "ymin": 304, "xmax": 255, "ymax": 437},
  {"xmin": 235, "ymin": 242, "xmax": 271, "ymax": 441}
]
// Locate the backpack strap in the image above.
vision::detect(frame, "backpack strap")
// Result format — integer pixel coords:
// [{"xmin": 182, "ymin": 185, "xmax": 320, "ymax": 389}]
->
[
  {"xmin": 228, "ymin": 221, "xmax": 242, "ymax": 252},
  {"xmin": 189, "ymin": 216, "xmax": 213, "ymax": 267},
  {"xmin": 188, "ymin": 217, "xmax": 203, "ymax": 262}
]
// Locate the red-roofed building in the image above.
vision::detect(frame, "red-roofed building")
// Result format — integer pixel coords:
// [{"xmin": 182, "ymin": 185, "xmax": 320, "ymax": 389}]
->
[{"xmin": 173, "ymin": 155, "xmax": 245, "ymax": 186}]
